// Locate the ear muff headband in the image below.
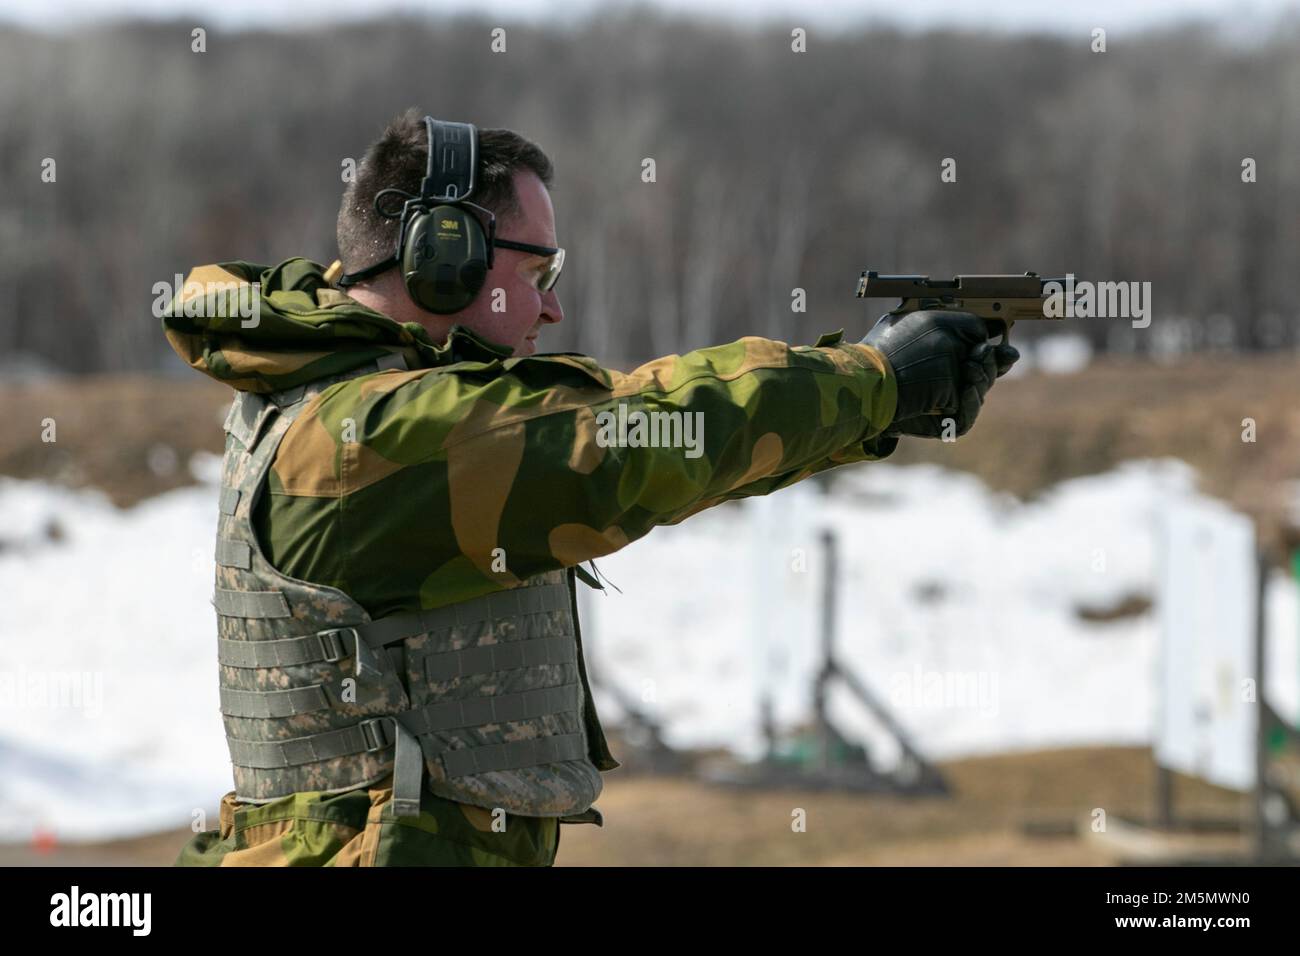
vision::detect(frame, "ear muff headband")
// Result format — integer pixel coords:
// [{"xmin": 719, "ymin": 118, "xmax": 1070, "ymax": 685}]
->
[{"xmin": 337, "ymin": 117, "xmax": 498, "ymax": 315}]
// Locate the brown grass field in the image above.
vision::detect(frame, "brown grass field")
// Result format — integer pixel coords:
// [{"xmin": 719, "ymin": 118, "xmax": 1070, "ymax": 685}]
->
[{"xmin": 0, "ymin": 746, "xmax": 1253, "ymax": 866}]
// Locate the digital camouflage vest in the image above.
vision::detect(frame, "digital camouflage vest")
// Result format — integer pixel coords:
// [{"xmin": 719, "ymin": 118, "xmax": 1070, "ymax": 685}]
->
[{"xmin": 213, "ymin": 354, "xmax": 619, "ymax": 821}]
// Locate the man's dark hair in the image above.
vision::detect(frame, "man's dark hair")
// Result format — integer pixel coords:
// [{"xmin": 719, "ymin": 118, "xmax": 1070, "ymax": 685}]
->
[{"xmin": 337, "ymin": 108, "xmax": 554, "ymax": 273}]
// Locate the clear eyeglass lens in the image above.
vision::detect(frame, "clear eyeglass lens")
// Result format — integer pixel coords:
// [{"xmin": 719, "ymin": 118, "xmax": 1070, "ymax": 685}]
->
[{"xmin": 537, "ymin": 248, "xmax": 564, "ymax": 292}]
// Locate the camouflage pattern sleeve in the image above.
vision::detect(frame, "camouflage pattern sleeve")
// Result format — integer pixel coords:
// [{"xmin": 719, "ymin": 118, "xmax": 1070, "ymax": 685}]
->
[{"xmin": 264, "ymin": 330, "xmax": 896, "ymax": 607}]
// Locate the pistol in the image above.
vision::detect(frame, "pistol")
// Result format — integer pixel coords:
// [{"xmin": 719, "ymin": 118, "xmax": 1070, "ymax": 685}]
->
[{"xmin": 855, "ymin": 271, "xmax": 1075, "ymax": 344}]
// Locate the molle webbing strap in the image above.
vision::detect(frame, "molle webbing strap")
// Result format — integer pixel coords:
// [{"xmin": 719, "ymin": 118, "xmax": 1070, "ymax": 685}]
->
[
  {"xmin": 217, "ymin": 608, "xmax": 573, "ymax": 674},
  {"xmin": 423, "ymin": 635, "xmax": 576, "ymax": 682},
  {"xmin": 218, "ymin": 629, "xmax": 349, "ymax": 668},
  {"xmin": 215, "ymin": 537, "xmax": 251, "ymax": 569},
  {"xmin": 223, "ymin": 389, "xmax": 276, "ymax": 451},
  {"xmin": 215, "ymin": 572, "xmax": 572, "ymax": 671},
  {"xmin": 218, "ymin": 487, "xmax": 241, "ymax": 516},
  {"xmin": 218, "ymin": 577, "xmax": 574, "ymax": 667},
  {"xmin": 222, "ymin": 629, "xmax": 574, "ymax": 717},
  {"xmin": 440, "ymin": 733, "xmax": 587, "ymax": 779},
  {"xmin": 213, "ymin": 588, "xmax": 291, "ymax": 619},
  {"xmin": 357, "ymin": 578, "xmax": 572, "ymax": 646},
  {"xmin": 228, "ymin": 686, "xmax": 583, "ymax": 774},
  {"xmin": 220, "ymin": 684, "xmax": 331, "ymax": 719},
  {"xmin": 397, "ymin": 683, "xmax": 580, "ymax": 736},
  {"xmin": 391, "ymin": 722, "xmax": 423, "ymax": 818},
  {"xmin": 220, "ymin": 655, "xmax": 577, "ymax": 725},
  {"xmin": 228, "ymin": 716, "xmax": 394, "ymax": 769}
]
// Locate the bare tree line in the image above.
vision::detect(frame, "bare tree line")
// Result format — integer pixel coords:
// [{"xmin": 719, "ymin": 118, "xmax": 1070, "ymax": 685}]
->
[{"xmin": 1, "ymin": 8, "xmax": 1298, "ymax": 375}]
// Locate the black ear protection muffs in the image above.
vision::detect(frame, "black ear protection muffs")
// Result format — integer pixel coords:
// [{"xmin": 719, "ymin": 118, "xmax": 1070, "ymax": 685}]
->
[{"xmin": 338, "ymin": 117, "xmax": 497, "ymax": 314}]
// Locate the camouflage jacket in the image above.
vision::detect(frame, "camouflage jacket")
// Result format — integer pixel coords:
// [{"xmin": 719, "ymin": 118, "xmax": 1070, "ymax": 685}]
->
[{"xmin": 163, "ymin": 257, "xmax": 898, "ymax": 621}]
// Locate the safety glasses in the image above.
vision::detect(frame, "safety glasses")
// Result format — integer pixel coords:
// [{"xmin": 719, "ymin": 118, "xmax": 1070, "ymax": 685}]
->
[{"xmin": 494, "ymin": 238, "xmax": 565, "ymax": 293}]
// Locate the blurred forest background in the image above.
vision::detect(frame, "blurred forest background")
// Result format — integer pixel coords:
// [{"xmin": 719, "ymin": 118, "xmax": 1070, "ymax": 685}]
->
[
  {"xmin": 2, "ymin": 5, "xmax": 1299, "ymax": 867},
  {"xmin": 2, "ymin": 6, "xmax": 1299, "ymax": 376}
]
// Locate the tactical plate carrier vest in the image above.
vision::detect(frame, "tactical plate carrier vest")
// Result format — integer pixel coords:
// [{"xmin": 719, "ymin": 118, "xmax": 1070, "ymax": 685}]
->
[{"xmin": 212, "ymin": 355, "xmax": 619, "ymax": 820}]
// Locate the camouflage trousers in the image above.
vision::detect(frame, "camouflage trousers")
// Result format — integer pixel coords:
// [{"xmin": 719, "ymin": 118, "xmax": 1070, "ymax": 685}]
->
[{"xmin": 173, "ymin": 775, "xmax": 560, "ymax": 867}]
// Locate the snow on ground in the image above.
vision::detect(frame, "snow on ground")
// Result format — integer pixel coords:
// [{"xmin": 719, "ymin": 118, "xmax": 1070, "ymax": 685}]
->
[
  {"xmin": 585, "ymin": 461, "xmax": 1299, "ymax": 767},
  {"xmin": 0, "ymin": 456, "xmax": 230, "ymax": 842},
  {"xmin": 1, "ymin": 455, "xmax": 1296, "ymax": 841}
]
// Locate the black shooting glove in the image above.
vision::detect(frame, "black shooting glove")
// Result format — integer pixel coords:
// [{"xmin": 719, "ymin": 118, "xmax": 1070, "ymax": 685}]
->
[{"xmin": 862, "ymin": 309, "xmax": 1019, "ymax": 439}]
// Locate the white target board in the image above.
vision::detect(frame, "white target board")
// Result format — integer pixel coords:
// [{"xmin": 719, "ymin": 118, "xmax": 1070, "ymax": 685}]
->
[{"xmin": 1154, "ymin": 500, "xmax": 1258, "ymax": 791}]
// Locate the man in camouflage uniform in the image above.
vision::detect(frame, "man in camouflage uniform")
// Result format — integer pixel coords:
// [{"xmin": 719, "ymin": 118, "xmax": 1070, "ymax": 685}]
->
[{"xmin": 166, "ymin": 109, "xmax": 1017, "ymax": 867}]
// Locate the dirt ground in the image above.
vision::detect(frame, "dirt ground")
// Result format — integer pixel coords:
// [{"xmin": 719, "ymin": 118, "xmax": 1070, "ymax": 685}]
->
[{"xmin": 0, "ymin": 746, "xmax": 1254, "ymax": 867}]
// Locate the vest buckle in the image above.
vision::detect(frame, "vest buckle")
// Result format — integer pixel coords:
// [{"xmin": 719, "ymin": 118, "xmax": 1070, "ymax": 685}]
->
[
  {"xmin": 315, "ymin": 627, "xmax": 355, "ymax": 663},
  {"xmin": 359, "ymin": 717, "xmax": 393, "ymax": 752}
]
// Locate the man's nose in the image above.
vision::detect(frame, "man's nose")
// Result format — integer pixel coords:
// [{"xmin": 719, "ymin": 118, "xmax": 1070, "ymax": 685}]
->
[{"xmin": 540, "ymin": 289, "xmax": 563, "ymax": 325}]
